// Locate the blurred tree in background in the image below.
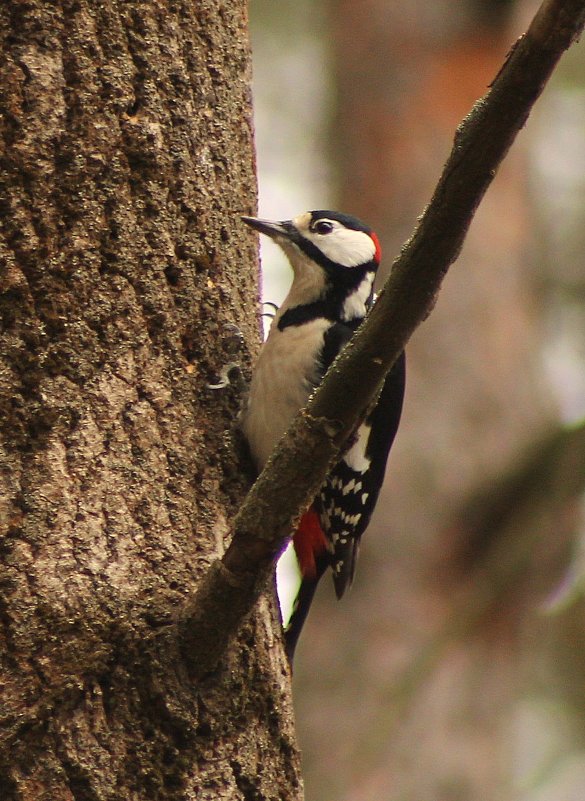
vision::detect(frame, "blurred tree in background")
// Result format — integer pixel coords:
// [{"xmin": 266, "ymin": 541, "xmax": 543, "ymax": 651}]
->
[{"xmin": 251, "ymin": 1, "xmax": 585, "ymax": 800}]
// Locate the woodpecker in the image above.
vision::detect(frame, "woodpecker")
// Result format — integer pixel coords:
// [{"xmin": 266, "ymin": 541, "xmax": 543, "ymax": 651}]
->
[{"xmin": 241, "ymin": 210, "xmax": 405, "ymax": 661}]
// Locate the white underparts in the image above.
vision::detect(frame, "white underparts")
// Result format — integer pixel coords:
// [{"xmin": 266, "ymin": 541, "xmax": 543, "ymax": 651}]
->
[{"xmin": 241, "ymin": 316, "xmax": 331, "ymax": 468}]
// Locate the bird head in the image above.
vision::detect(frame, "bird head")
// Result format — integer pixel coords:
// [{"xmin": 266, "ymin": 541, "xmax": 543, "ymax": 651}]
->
[{"xmin": 241, "ymin": 210, "xmax": 381, "ymax": 274}]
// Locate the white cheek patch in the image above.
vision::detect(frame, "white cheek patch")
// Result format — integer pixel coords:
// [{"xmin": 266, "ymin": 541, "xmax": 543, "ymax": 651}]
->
[{"xmin": 305, "ymin": 228, "xmax": 376, "ymax": 268}]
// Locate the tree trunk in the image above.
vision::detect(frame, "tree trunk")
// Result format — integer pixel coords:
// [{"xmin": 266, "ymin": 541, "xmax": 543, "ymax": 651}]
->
[{"xmin": 0, "ymin": 2, "xmax": 302, "ymax": 799}]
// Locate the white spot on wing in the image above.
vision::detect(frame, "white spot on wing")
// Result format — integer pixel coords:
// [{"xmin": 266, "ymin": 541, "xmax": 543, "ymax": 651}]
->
[{"xmin": 343, "ymin": 423, "xmax": 372, "ymax": 473}]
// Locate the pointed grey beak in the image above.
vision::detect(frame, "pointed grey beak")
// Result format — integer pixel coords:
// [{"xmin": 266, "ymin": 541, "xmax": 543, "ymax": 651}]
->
[{"xmin": 241, "ymin": 216, "xmax": 295, "ymax": 241}]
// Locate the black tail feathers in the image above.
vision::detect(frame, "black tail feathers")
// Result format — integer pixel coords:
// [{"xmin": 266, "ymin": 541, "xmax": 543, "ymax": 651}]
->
[{"xmin": 284, "ymin": 576, "xmax": 319, "ymax": 665}]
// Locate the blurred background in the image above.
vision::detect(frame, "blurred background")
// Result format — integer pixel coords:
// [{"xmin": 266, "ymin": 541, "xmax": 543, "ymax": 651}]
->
[{"xmin": 248, "ymin": 1, "xmax": 585, "ymax": 799}]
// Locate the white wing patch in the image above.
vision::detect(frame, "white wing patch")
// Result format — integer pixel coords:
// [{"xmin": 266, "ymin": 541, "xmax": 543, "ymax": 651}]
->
[{"xmin": 343, "ymin": 423, "xmax": 372, "ymax": 473}]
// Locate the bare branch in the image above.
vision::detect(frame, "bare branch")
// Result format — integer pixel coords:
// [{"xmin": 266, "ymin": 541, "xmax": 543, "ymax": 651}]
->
[{"xmin": 179, "ymin": 0, "xmax": 585, "ymax": 679}]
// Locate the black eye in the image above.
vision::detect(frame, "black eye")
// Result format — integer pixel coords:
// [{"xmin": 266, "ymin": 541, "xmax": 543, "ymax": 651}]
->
[{"xmin": 313, "ymin": 220, "xmax": 334, "ymax": 235}]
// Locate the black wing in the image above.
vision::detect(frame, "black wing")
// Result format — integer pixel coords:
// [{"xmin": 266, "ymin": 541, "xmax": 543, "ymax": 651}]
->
[
  {"xmin": 283, "ymin": 320, "xmax": 360, "ymax": 661},
  {"xmin": 316, "ymin": 351, "xmax": 405, "ymax": 598},
  {"xmin": 285, "ymin": 317, "xmax": 405, "ymax": 662},
  {"xmin": 319, "ymin": 320, "xmax": 358, "ymax": 376}
]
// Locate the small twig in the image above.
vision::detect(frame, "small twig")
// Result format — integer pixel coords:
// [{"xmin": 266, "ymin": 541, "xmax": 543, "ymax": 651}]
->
[{"xmin": 179, "ymin": 0, "xmax": 585, "ymax": 679}]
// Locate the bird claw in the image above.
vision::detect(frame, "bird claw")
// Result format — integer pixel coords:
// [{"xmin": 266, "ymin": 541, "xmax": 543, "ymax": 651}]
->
[
  {"xmin": 207, "ymin": 362, "xmax": 243, "ymax": 390},
  {"xmin": 206, "ymin": 324, "xmax": 247, "ymax": 390}
]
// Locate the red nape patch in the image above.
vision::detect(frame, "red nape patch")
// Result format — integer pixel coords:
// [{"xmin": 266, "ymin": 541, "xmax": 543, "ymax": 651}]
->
[
  {"xmin": 370, "ymin": 231, "xmax": 382, "ymax": 264},
  {"xmin": 293, "ymin": 509, "xmax": 328, "ymax": 579}
]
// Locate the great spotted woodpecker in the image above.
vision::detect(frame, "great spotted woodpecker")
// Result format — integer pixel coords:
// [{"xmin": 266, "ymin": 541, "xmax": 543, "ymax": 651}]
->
[{"xmin": 241, "ymin": 210, "xmax": 405, "ymax": 661}]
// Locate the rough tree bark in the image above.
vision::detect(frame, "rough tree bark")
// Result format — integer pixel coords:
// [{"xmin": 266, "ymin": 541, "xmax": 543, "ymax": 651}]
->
[{"xmin": 0, "ymin": 2, "xmax": 302, "ymax": 800}]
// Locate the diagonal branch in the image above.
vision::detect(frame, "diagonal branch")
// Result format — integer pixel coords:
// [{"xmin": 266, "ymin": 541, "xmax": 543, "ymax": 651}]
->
[{"xmin": 179, "ymin": 0, "xmax": 585, "ymax": 679}]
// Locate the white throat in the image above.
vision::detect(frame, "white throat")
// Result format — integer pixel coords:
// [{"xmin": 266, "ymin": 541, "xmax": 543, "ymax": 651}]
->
[{"xmin": 276, "ymin": 241, "xmax": 327, "ymax": 315}]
